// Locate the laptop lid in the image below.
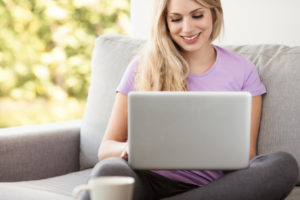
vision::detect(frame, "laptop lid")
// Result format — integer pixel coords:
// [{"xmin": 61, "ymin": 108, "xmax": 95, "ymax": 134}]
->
[{"xmin": 128, "ymin": 91, "xmax": 251, "ymax": 170}]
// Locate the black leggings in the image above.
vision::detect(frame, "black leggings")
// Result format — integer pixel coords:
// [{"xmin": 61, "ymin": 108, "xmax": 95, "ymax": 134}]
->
[{"xmin": 80, "ymin": 151, "xmax": 298, "ymax": 200}]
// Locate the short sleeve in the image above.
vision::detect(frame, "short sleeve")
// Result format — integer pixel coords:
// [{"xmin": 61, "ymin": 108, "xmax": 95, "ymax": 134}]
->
[
  {"xmin": 242, "ymin": 63, "xmax": 266, "ymax": 96},
  {"xmin": 115, "ymin": 57, "xmax": 139, "ymax": 95}
]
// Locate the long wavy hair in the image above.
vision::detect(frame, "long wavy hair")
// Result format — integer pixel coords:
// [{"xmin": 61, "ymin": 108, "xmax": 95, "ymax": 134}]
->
[{"xmin": 135, "ymin": 0, "xmax": 224, "ymax": 91}]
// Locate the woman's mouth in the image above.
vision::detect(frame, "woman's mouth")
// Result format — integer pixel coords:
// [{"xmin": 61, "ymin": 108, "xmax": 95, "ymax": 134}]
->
[{"xmin": 181, "ymin": 32, "xmax": 201, "ymax": 44}]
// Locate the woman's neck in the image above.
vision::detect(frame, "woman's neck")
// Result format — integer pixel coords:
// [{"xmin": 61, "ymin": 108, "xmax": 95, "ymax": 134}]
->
[{"xmin": 184, "ymin": 44, "xmax": 216, "ymax": 74}]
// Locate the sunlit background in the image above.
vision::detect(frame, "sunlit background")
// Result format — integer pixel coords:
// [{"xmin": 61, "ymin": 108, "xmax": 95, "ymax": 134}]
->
[{"xmin": 0, "ymin": 0, "xmax": 130, "ymax": 127}]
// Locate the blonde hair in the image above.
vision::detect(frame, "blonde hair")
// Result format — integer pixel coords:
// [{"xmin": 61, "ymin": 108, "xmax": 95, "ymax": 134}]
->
[{"xmin": 135, "ymin": 0, "xmax": 224, "ymax": 91}]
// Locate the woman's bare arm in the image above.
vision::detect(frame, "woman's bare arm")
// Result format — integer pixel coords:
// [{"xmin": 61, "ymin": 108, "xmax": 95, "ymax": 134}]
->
[
  {"xmin": 98, "ymin": 92, "xmax": 128, "ymax": 161},
  {"xmin": 250, "ymin": 95, "xmax": 263, "ymax": 160}
]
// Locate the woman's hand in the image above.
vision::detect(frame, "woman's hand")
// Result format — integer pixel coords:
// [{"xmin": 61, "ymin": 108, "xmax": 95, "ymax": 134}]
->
[{"xmin": 120, "ymin": 143, "xmax": 129, "ymax": 161}]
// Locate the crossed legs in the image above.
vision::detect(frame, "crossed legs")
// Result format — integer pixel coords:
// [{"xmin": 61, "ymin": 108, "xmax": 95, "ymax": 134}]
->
[{"xmin": 80, "ymin": 151, "xmax": 298, "ymax": 200}]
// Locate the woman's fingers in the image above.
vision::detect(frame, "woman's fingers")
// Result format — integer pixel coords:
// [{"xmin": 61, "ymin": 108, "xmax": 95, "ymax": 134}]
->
[{"xmin": 121, "ymin": 143, "xmax": 128, "ymax": 160}]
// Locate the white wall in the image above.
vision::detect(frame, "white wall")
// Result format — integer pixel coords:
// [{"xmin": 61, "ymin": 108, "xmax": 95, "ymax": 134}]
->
[
  {"xmin": 130, "ymin": 0, "xmax": 154, "ymax": 39},
  {"xmin": 130, "ymin": 0, "xmax": 300, "ymax": 46}
]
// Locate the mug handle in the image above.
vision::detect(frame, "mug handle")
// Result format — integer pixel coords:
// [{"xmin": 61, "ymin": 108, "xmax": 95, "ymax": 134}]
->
[{"xmin": 72, "ymin": 184, "xmax": 90, "ymax": 199}]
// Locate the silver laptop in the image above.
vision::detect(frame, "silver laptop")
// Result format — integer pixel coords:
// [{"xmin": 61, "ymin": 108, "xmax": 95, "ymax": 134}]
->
[{"xmin": 128, "ymin": 91, "xmax": 251, "ymax": 170}]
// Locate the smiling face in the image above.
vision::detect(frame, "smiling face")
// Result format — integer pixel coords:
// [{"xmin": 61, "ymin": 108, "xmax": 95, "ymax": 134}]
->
[{"xmin": 166, "ymin": 0, "xmax": 214, "ymax": 54}]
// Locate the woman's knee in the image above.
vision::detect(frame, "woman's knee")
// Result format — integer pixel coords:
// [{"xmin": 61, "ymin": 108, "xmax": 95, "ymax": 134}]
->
[
  {"xmin": 90, "ymin": 157, "xmax": 132, "ymax": 177},
  {"xmin": 275, "ymin": 151, "xmax": 299, "ymax": 184},
  {"xmin": 252, "ymin": 151, "xmax": 299, "ymax": 185}
]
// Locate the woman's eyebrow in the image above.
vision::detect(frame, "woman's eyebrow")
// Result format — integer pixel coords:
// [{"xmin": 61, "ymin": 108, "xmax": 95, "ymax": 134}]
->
[
  {"xmin": 190, "ymin": 8, "xmax": 204, "ymax": 14},
  {"xmin": 168, "ymin": 8, "xmax": 204, "ymax": 15}
]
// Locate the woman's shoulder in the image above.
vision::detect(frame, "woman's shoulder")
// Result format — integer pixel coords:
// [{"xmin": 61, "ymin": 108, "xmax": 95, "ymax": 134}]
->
[
  {"xmin": 214, "ymin": 45, "xmax": 256, "ymax": 70},
  {"xmin": 215, "ymin": 46, "xmax": 251, "ymax": 62},
  {"xmin": 124, "ymin": 56, "xmax": 141, "ymax": 76},
  {"xmin": 213, "ymin": 46, "xmax": 266, "ymax": 96},
  {"xmin": 128, "ymin": 56, "xmax": 141, "ymax": 69},
  {"xmin": 115, "ymin": 56, "xmax": 141, "ymax": 95}
]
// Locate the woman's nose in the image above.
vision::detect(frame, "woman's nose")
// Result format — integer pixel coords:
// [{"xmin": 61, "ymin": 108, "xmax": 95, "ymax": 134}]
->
[{"xmin": 182, "ymin": 18, "xmax": 193, "ymax": 34}]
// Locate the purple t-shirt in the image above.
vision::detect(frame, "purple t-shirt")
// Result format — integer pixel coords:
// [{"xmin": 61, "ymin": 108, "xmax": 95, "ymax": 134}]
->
[{"xmin": 116, "ymin": 46, "xmax": 266, "ymax": 186}]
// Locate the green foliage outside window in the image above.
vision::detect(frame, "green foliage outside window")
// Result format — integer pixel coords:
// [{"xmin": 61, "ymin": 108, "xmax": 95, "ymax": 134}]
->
[{"xmin": 0, "ymin": 0, "xmax": 130, "ymax": 127}]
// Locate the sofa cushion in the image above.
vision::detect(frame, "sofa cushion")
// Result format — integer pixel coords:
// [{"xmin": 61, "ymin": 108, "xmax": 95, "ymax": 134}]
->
[
  {"xmin": 0, "ymin": 169, "xmax": 91, "ymax": 200},
  {"xmin": 287, "ymin": 187, "xmax": 300, "ymax": 200},
  {"xmin": 80, "ymin": 34, "xmax": 300, "ymax": 184}
]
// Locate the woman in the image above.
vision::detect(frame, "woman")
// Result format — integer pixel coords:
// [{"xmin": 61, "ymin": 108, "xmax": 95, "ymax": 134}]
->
[{"xmin": 83, "ymin": 0, "xmax": 299, "ymax": 199}]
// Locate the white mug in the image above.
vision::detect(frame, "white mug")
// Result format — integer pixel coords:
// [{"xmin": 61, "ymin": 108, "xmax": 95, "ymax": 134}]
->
[{"xmin": 72, "ymin": 176, "xmax": 135, "ymax": 200}]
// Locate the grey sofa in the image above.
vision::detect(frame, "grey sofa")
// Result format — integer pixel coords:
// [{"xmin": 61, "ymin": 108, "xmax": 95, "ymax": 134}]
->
[{"xmin": 0, "ymin": 34, "xmax": 300, "ymax": 200}]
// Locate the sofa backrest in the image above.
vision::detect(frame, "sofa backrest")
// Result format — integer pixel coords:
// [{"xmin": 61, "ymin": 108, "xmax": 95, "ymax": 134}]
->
[
  {"xmin": 80, "ymin": 34, "xmax": 300, "ymax": 183},
  {"xmin": 80, "ymin": 35, "xmax": 143, "ymax": 169}
]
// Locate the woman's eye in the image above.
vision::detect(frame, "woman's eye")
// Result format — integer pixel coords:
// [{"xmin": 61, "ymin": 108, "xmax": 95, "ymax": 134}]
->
[
  {"xmin": 193, "ymin": 14, "xmax": 204, "ymax": 19},
  {"xmin": 171, "ymin": 18, "xmax": 181, "ymax": 22}
]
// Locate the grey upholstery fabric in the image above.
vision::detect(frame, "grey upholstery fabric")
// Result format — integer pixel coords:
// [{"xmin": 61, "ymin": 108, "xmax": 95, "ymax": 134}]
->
[
  {"xmin": 0, "ymin": 120, "xmax": 81, "ymax": 181},
  {"xmin": 0, "ymin": 169, "xmax": 91, "ymax": 200},
  {"xmin": 80, "ymin": 35, "xmax": 300, "ymax": 185},
  {"xmin": 80, "ymin": 35, "xmax": 144, "ymax": 169},
  {"xmin": 287, "ymin": 187, "xmax": 300, "ymax": 200}
]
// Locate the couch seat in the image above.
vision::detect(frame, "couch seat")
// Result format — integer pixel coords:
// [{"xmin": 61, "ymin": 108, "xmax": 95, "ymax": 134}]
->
[
  {"xmin": 0, "ymin": 169, "xmax": 91, "ymax": 200},
  {"xmin": 287, "ymin": 187, "xmax": 300, "ymax": 200}
]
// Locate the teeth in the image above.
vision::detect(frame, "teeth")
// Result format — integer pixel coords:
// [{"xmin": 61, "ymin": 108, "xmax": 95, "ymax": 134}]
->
[{"xmin": 183, "ymin": 33, "xmax": 200, "ymax": 40}]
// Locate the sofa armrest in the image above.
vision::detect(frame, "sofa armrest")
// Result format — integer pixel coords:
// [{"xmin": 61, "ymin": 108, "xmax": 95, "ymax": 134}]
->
[{"xmin": 0, "ymin": 120, "xmax": 81, "ymax": 182}]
